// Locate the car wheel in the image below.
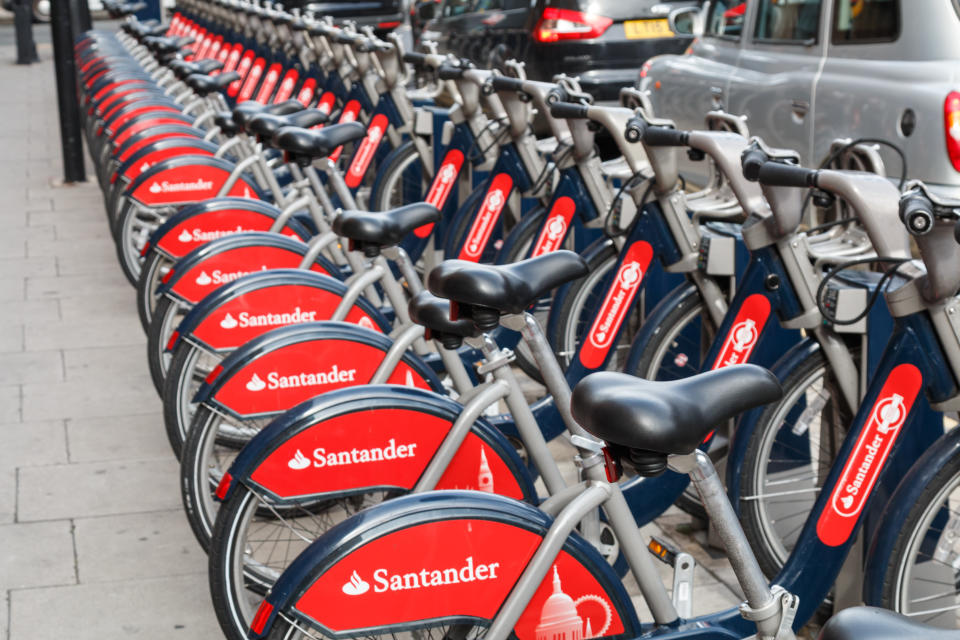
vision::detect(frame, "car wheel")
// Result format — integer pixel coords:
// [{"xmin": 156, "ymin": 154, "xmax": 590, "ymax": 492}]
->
[{"xmin": 32, "ymin": 0, "xmax": 51, "ymax": 22}]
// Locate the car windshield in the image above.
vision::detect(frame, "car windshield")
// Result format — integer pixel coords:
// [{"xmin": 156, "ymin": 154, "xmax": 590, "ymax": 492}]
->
[{"xmin": 705, "ymin": 0, "xmax": 746, "ymax": 38}]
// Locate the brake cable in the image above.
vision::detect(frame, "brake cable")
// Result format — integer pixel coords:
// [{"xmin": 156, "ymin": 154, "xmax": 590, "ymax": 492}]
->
[{"xmin": 815, "ymin": 256, "xmax": 911, "ymax": 326}]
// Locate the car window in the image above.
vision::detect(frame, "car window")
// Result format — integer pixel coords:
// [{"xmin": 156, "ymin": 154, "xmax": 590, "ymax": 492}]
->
[
  {"xmin": 705, "ymin": 0, "xmax": 748, "ymax": 39},
  {"xmin": 832, "ymin": 0, "xmax": 898, "ymax": 43},
  {"xmin": 473, "ymin": 0, "xmax": 503, "ymax": 9},
  {"xmin": 442, "ymin": 0, "xmax": 472, "ymax": 16},
  {"xmin": 753, "ymin": 0, "xmax": 822, "ymax": 43}
]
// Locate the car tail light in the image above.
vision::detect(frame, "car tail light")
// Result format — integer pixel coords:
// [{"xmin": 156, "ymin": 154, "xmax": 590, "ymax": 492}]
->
[
  {"xmin": 946, "ymin": 91, "xmax": 960, "ymax": 172},
  {"xmin": 533, "ymin": 7, "xmax": 613, "ymax": 43},
  {"xmin": 378, "ymin": 20, "xmax": 401, "ymax": 29}
]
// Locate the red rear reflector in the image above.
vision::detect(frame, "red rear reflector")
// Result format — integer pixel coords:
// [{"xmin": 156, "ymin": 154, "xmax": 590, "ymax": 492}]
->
[
  {"xmin": 205, "ymin": 364, "xmax": 224, "ymax": 384},
  {"xmin": 215, "ymin": 472, "xmax": 233, "ymax": 501},
  {"xmin": 602, "ymin": 447, "xmax": 621, "ymax": 482},
  {"xmin": 945, "ymin": 91, "xmax": 960, "ymax": 172},
  {"xmin": 533, "ymin": 7, "xmax": 612, "ymax": 43},
  {"xmin": 140, "ymin": 243, "xmax": 151, "ymax": 257},
  {"xmin": 166, "ymin": 331, "xmax": 179, "ymax": 351},
  {"xmin": 161, "ymin": 268, "xmax": 175, "ymax": 283},
  {"xmin": 378, "ymin": 20, "xmax": 401, "ymax": 29},
  {"xmin": 449, "ymin": 301, "xmax": 459, "ymax": 321},
  {"xmin": 250, "ymin": 600, "xmax": 274, "ymax": 635}
]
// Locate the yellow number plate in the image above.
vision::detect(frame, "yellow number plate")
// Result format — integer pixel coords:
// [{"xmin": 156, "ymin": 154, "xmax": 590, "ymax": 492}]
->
[{"xmin": 624, "ymin": 19, "xmax": 674, "ymax": 39}]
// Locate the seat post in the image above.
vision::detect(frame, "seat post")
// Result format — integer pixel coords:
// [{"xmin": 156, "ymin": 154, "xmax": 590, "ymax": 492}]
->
[{"xmin": 670, "ymin": 450, "xmax": 796, "ymax": 639}]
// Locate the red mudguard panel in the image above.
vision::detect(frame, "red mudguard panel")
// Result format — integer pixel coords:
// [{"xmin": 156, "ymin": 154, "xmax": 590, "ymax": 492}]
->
[
  {"xmin": 168, "ymin": 247, "xmax": 325, "ymax": 303},
  {"xmin": 458, "ymin": 173, "xmax": 513, "ymax": 261},
  {"xmin": 213, "ymin": 343, "xmax": 429, "ymax": 416},
  {"xmin": 128, "ymin": 163, "xmax": 258, "ymax": 207},
  {"xmin": 188, "ymin": 284, "xmax": 377, "ymax": 351},
  {"xmin": 154, "ymin": 211, "xmax": 301, "ymax": 259},
  {"xmin": 816, "ymin": 363, "xmax": 923, "ymax": 547},
  {"xmin": 294, "ymin": 519, "xmax": 625, "ymax": 640},
  {"xmin": 578, "ymin": 241, "xmax": 654, "ymax": 370},
  {"xmin": 249, "ymin": 414, "xmax": 526, "ymax": 498}
]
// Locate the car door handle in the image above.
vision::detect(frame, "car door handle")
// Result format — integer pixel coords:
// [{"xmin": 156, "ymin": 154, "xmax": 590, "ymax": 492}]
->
[{"xmin": 791, "ymin": 100, "xmax": 810, "ymax": 114}]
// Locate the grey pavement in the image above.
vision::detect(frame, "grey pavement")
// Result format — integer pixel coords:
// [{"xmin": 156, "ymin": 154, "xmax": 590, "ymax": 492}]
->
[
  {"xmin": 0, "ymin": 29, "xmax": 221, "ymax": 639},
  {"xmin": 0, "ymin": 21, "xmax": 805, "ymax": 640}
]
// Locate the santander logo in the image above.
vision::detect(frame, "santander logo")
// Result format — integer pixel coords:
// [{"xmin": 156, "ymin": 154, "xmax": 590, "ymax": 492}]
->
[
  {"xmin": 340, "ymin": 556, "xmax": 501, "ymax": 596},
  {"xmin": 286, "ymin": 437, "xmax": 417, "ymax": 469},
  {"xmin": 218, "ymin": 306, "xmax": 318, "ymax": 330},
  {"xmin": 193, "ymin": 265, "xmax": 267, "ymax": 287},
  {"xmin": 244, "ymin": 364, "xmax": 358, "ymax": 392},
  {"xmin": 425, "ymin": 156, "xmax": 461, "ymax": 209},
  {"xmin": 346, "ymin": 113, "xmax": 388, "ymax": 187},
  {"xmin": 816, "ymin": 363, "xmax": 922, "ymax": 547},
  {"xmin": 711, "ymin": 294, "xmax": 771, "ymax": 370},
  {"xmin": 147, "ymin": 179, "xmax": 214, "ymax": 194},
  {"xmin": 176, "ymin": 225, "xmax": 254, "ymax": 245}
]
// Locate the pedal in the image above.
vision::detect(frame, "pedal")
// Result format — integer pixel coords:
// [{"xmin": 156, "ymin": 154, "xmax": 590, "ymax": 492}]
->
[{"xmin": 648, "ymin": 537, "xmax": 695, "ymax": 618}]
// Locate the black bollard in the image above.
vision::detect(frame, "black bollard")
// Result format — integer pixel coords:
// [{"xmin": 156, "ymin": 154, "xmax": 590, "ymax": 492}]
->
[
  {"xmin": 12, "ymin": 0, "xmax": 39, "ymax": 65},
  {"xmin": 50, "ymin": 0, "xmax": 86, "ymax": 183}
]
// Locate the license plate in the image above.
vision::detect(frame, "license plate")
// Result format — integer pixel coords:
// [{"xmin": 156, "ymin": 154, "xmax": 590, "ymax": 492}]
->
[{"xmin": 624, "ymin": 19, "xmax": 674, "ymax": 39}]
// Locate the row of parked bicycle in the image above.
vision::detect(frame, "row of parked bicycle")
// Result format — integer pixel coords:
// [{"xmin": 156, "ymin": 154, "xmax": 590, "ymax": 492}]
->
[{"xmin": 78, "ymin": 0, "xmax": 960, "ymax": 638}]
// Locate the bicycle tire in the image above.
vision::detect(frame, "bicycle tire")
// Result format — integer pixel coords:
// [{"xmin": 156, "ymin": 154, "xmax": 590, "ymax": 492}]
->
[
  {"xmin": 115, "ymin": 198, "xmax": 165, "ymax": 286},
  {"xmin": 369, "ymin": 139, "xmax": 428, "ymax": 212},
  {"xmin": 738, "ymin": 348, "xmax": 851, "ymax": 578},
  {"xmin": 210, "ymin": 484, "xmax": 396, "ymax": 640},
  {"xmin": 147, "ymin": 295, "xmax": 188, "ymax": 397},
  {"xmin": 625, "ymin": 284, "xmax": 714, "ymax": 520},
  {"xmin": 878, "ymin": 449, "xmax": 960, "ymax": 627},
  {"xmin": 548, "ymin": 245, "xmax": 618, "ymax": 371},
  {"xmin": 162, "ymin": 336, "xmax": 221, "ymax": 458},
  {"xmin": 136, "ymin": 249, "xmax": 174, "ymax": 332}
]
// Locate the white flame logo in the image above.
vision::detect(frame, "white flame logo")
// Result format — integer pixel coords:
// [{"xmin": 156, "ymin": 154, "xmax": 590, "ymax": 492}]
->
[
  {"xmin": 341, "ymin": 570, "xmax": 370, "ymax": 596},
  {"xmin": 618, "ymin": 262, "xmax": 641, "ymax": 287},
  {"xmin": 546, "ymin": 215, "xmax": 566, "ymax": 239},
  {"xmin": 840, "ymin": 494, "xmax": 854, "ymax": 510},
  {"xmin": 195, "ymin": 271, "xmax": 212, "ymax": 286},
  {"xmin": 439, "ymin": 163, "xmax": 456, "ymax": 183},
  {"xmin": 874, "ymin": 393, "xmax": 906, "ymax": 435},
  {"xmin": 220, "ymin": 313, "xmax": 238, "ymax": 329},
  {"xmin": 140, "ymin": 161, "xmax": 151, "ymax": 173},
  {"xmin": 149, "ymin": 182, "xmax": 162, "ymax": 194},
  {"xmin": 178, "ymin": 229, "xmax": 192, "ymax": 243},
  {"xmin": 486, "ymin": 189, "xmax": 504, "ymax": 210},
  {"xmin": 357, "ymin": 316, "xmax": 374, "ymax": 330},
  {"xmin": 245, "ymin": 373, "xmax": 266, "ymax": 392},
  {"xmin": 287, "ymin": 449, "xmax": 310, "ymax": 470},
  {"xmin": 405, "ymin": 370, "xmax": 415, "ymax": 387},
  {"xmin": 731, "ymin": 319, "xmax": 757, "ymax": 352}
]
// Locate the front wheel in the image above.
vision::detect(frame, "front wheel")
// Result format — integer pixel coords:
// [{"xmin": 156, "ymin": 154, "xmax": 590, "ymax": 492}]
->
[
  {"xmin": 210, "ymin": 484, "xmax": 396, "ymax": 640},
  {"xmin": 737, "ymin": 348, "xmax": 852, "ymax": 579},
  {"xmin": 147, "ymin": 295, "xmax": 190, "ymax": 397},
  {"xmin": 115, "ymin": 199, "xmax": 167, "ymax": 286},
  {"xmin": 369, "ymin": 140, "xmax": 428, "ymax": 212},
  {"xmin": 877, "ymin": 452, "xmax": 960, "ymax": 628},
  {"xmin": 137, "ymin": 250, "xmax": 175, "ymax": 332}
]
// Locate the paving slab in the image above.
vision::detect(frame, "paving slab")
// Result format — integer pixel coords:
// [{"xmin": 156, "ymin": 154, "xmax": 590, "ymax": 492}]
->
[
  {"xmin": 67, "ymin": 413, "xmax": 171, "ymax": 463},
  {"xmin": 0, "ymin": 256, "xmax": 56, "ymax": 280},
  {"xmin": 0, "ymin": 275, "xmax": 24, "ymax": 301},
  {"xmin": 0, "ymin": 421, "xmax": 68, "ymax": 471},
  {"xmin": 0, "ymin": 468, "xmax": 14, "ymax": 524},
  {"xmin": 21, "ymin": 376, "xmax": 159, "ymax": 423},
  {"xmin": 0, "ymin": 299, "xmax": 58, "ymax": 327},
  {"xmin": 17, "ymin": 458, "xmax": 181, "ymax": 522},
  {"xmin": 0, "ymin": 351, "xmax": 63, "ymax": 386},
  {"xmin": 0, "ymin": 384, "xmax": 20, "ymax": 424},
  {"xmin": 9, "ymin": 574, "xmax": 222, "ymax": 639},
  {"xmin": 26, "ymin": 271, "xmax": 132, "ymax": 300},
  {"xmin": 75, "ymin": 510, "xmax": 206, "ymax": 583},
  {"xmin": 24, "ymin": 317, "xmax": 144, "ymax": 351},
  {"xmin": 63, "ymin": 345, "xmax": 151, "ymax": 381},
  {"xmin": 0, "ymin": 520, "xmax": 76, "ymax": 590},
  {"xmin": 0, "ymin": 324, "xmax": 24, "ymax": 353},
  {"xmin": 57, "ymin": 287, "xmax": 136, "ymax": 323}
]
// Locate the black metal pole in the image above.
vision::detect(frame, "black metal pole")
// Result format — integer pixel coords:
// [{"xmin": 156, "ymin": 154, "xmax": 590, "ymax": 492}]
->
[
  {"xmin": 50, "ymin": 0, "xmax": 86, "ymax": 183},
  {"xmin": 12, "ymin": 0, "xmax": 39, "ymax": 64},
  {"xmin": 70, "ymin": 0, "xmax": 92, "ymax": 34}
]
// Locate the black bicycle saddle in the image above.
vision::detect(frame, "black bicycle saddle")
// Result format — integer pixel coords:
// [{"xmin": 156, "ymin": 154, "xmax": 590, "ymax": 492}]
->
[
  {"xmin": 408, "ymin": 291, "xmax": 480, "ymax": 349},
  {"xmin": 246, "ymin": 109, "xmax": 329, "ymax": 141},
  {"xmin": 231, "ymin": 99, "xmax": 304, "ymax": 130},
  {"xmin": 818, "ymin": 606, "xmax": 960, "ymax": 640},
  {"xmin": 426, "ymin": 251, "xmax": 588, "ymax": 330},
  {"xmin": 272, "ymin": 122, "xmax": 367, "ymax": 166},
  {"xmin": 333, "ymin": 203, "xmax": 440, "ymax": 256},
  {"xmin": 571, "ymin": 366, "xmax": 782, "ymax": 474},
  {"xmin": 185, "ymin": 72, "xmax": 240, "ymax": 97}
]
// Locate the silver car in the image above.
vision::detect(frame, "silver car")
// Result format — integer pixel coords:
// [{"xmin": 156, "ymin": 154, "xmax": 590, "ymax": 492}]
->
[{"xmin": 640, "ymin": 0, "xmax": 960, "ymax": 197}]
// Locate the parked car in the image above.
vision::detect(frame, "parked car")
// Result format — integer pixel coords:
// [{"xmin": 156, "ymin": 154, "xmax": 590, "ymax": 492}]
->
[
  {"xmin": 419, "ymin": 0, "xmax": 702, "ymax": 101},
  {"xmin": 282, "ymin": 0, "xmax": 406, "ymax": 33},
  {"xmin": 640, "ymin": 0, "xmax": 960, "ymax": 197}
]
